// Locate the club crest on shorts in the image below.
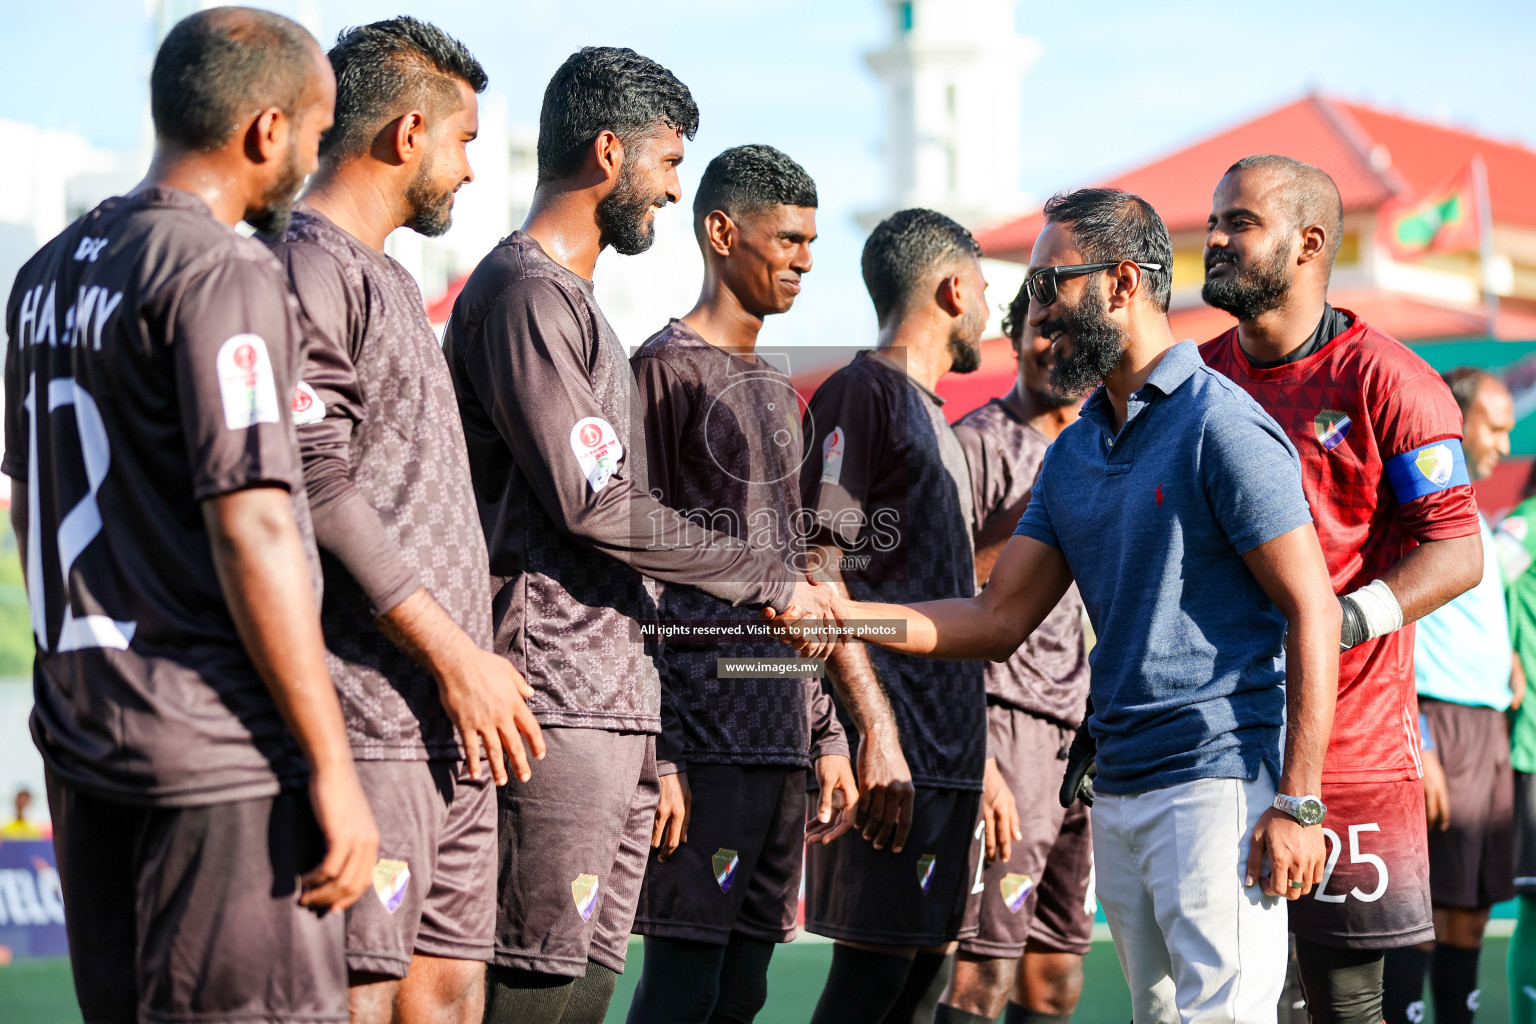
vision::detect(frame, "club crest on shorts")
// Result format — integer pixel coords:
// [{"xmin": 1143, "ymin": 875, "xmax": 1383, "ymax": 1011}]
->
[
  {"xmin": 1415, "ymin": 443, "xmax": 1455, "ymax": 486},
  {"xmin": 372, "ymin": 859, "xmax": 410, "ymax": 914},
  {"xmin": 1313, "ymin": 409, "xmax": 1351, "ymax": 451},
  {"xmin": 1000, "ymin": 873, "xmax": 1033, "ymax": 913},
  {"xmin": 916, "ymin": 854, "xmax": 936, "ymax": 892},
  {"xmin": 571, "ymin": 873, "xmax": 600, "ymax": 922},
  {"xmin": 712, "ymin": 849, "xmax": 739, "ymax": 892}
]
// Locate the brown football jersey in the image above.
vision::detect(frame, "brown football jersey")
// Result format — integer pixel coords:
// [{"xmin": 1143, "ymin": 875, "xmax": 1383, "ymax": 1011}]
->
[{"xmin": 3, "ymin": 187, "xmax": 317, "ymax": 805}]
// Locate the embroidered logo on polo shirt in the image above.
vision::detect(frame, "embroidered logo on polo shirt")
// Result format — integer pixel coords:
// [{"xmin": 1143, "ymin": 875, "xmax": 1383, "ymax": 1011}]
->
[
  {"xmin": 712, "ymin": 849, "xmax": 739, "ymax": 893},
  {"xmin": 1155, "ymin": 485, "xmax": 1163, "ymax": 506},
  {"xmin": 372, "ymin": 859, "xmax": 410, "ymax": 914},
  {"xmin": 1000, "ymin": 873, "xmax": 1033, "ymax": 913},
  {"xmin": 916, "ymin": 854, "xmax": 937, "ymax": 892},
  {"xmin": 571, "ymin": 873, "xmax": 600, "ymax": 921},
  {"xmin": 1314, "ymin": 410, "xmax": 1352, "ymax": 451}
]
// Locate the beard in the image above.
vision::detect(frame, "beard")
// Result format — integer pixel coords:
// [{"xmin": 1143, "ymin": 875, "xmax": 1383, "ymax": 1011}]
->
[
  {"xmin": 246, "ymin": 144, "xmax": 305, "ymax": 236},
  {"xmin": 1202, "ymin": 242, "xmax": 1292, "ymax": 320},
  {"xmin": 404, "ymin": 152, "xmax": 457, "ymax": 237},
  {"xmin": 596, "ymin": 157, "xmax": 666, "ymax": 256},
  {"xmin": 1044, "ymin": 286, "xmax": 1127, "ymax": 395},
  {"xmin": 946, "ymin": 303, "xmax": 986, "ymax": 374}
]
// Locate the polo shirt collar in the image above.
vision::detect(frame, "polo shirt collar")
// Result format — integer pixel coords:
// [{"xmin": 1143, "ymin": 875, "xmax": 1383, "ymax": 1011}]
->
[
  {"xmin": 1142, "ymin": 339, "xmax": 1201, "ymax": 396},
  {"xmin": 1078, "ymin": 339, "xmax": 1199, "ymax": 431}
]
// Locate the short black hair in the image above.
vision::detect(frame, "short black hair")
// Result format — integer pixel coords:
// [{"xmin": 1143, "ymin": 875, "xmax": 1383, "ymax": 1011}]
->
[
  {"xmin": 693, "ymin": 145, "xmax": 817, "ymax": 237},
  {"xmin": 151, "ymin": 6, "xmax": 317, "ymax": 151},
  {"xmin": 1225, "ymin": 154, "xmax": 1346, "ymax": 266},
  {"xmin": 861, "ymin": 208, "xmax": 982, "ymax": 324},
  {"xmin": 322, "ymin": 17, "xmax": 486, "ymax": 162},
  {"xmin": 1042, "ymin": 188, "xmax": 1173, "ymax": 312},
  {"xmin": 537, "ymin": 46, "xmax": 699, "ymax": 183},
  {"xmin": 1001, "ymin": 279, "xmax": 1029, "ymax": 341},
  {"xmin": 1442, "ymin": 366, "xmax": 1497, "ymax": 419}
]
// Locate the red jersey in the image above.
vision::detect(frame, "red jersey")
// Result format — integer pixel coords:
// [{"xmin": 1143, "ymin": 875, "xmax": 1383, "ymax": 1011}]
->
[{"xmin": 1200, "ymin": 313, "xmax": 1479, "ymax": 784}]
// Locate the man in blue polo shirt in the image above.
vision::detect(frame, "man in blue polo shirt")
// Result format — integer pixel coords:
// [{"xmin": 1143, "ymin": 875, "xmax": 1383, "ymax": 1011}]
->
[{"xmin": 779, "ymin": 188, "xmax": 1342, "ymax": 1024}]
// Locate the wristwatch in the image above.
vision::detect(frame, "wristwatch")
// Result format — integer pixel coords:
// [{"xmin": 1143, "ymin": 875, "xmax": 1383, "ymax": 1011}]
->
[{"xmin": 1273, "ymin": 793, "xmax": 1327, "ymax": 826}]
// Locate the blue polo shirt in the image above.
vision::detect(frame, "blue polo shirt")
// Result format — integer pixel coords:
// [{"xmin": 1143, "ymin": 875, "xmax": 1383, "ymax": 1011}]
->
[{"xmin": 1015, "ymin": 340, "xmax": 1313, "ymax": 795}]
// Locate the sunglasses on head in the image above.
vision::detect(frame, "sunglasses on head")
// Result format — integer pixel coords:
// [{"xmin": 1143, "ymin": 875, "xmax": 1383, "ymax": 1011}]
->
[{"xmin": 1026, "ymin": 261, "xmax": 1164, "ymax": 306}]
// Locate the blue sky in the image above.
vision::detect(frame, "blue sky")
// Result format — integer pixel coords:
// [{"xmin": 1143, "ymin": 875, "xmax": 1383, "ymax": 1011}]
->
[{"xmin": 3, "ymin": 0, "xmax": 1532, "ymax": 348}]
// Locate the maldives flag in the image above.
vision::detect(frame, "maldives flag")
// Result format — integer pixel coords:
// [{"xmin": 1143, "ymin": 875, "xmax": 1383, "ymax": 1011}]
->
[{"xmin": 1379, "ymin": 161, "xmax": 1482, "ymax": 260}]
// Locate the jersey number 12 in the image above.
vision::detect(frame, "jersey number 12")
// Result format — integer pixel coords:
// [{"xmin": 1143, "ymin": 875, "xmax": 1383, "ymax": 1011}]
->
[{"xmin": 25, "ymin": 375, "xmax": 137, "ymax": 652}]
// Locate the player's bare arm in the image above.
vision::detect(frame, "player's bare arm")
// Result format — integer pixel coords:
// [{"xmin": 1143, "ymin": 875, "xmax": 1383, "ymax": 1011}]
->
[
  {"xmin": 201, "ymin": 486, "xmax": 379, "ymax": 911},
  {"xmin": 972, "ymin": 487, "xmax": 1033, "ymax": 587},
  {"xmin": 1238, "ymin": 523, "xmax": 1339, "ymax": 900},
  {"xmin": 376, "ymin": 590, "xmax": 546, "ymax": 785},
  {"xmin": 1337, "ymin": 532, "xmax": 1483, "ymax": 653},
  {"xmin": 802, "ymin": 543, "xmax": 914, "ymax": 853},
  {"xmin": 1374, "ymin": 532, "xmax": 1484, "ymax": 624}
]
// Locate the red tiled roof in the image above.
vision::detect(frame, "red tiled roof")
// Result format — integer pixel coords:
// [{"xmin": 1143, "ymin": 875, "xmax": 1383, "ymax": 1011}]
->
[
  {"xmin": 976, "ymin": 94, "xmax": 1536, "ymax": 262},
  {"xmin": 1340, "ymin": 100, "xmax": 1536, "ymax": 233}
]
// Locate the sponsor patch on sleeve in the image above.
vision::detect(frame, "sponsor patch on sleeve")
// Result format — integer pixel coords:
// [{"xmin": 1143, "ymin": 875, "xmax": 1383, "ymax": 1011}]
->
[
  {"xmin": 215, "ymin": 333, "xmax": 280, "ymax": 431},
  {"xmin": 291, "ymin": 381, "xmax": 325, "ymax": 425},
  {"xmin": 569, "ymin": 416, "xmax": 624, "ymax": 493},
  {"xmin": 821, "ymin": 426, "xmax": 846, "ymax": 486},
  {"xmin": 1384, "ymin": 440, "xmax": 1470, "ymax": 505}
]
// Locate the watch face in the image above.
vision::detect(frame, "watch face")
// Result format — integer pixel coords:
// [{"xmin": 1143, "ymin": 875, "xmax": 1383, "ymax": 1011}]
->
[{"xmin": 1297, "ymin": 798, "xmax": 1326, "ymax": 826}]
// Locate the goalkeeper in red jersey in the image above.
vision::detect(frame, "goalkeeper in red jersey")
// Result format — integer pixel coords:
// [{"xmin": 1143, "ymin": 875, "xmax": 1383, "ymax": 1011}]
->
[{"xmin": 1198, "ymin": 155, "xmax": 1483, "ymax": 1024}]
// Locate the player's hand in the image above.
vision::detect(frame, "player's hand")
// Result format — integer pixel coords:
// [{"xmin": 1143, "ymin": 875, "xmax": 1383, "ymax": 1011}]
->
[
  {"xmin": 766, "ymin": 579, "xmax": 850, "ymax": 660},
  {"xmin": 435, "ymin": 640, "xmax": 546, "ymax": 786},
  {"xmin": 855, "ymin": 731, "xmax": 915, "ymax": 853},
  {"xmin": 1422, "ymin": 749, "xmax": 1451, "ymax": 831},
  {"xmin": 982, "ymin": 757, "xmax": 1022, "ymax": 864},
  {"xmin": 652, "ymin": 771, "xmax": 692, "ymax": 862},
  {"xmin": 301, "ymin": 758, "xmax": 380, "ymax": 912},
  {"xmin": 1246, "ymin": 807, "xmax": 1324, "ymax": 900},
  {"xmin": 806, "ymin": 754, "xmax": 859, "ymax": 845},
  {"xmin": 1512, "ymin": 655, "xmax": 1527, "ymax": 711}
]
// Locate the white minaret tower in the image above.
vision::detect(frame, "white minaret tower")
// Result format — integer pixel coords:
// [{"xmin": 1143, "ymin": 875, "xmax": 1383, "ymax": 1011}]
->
[{"xmin": 860, "ymin": 0, "xmax": 1039, "ymax": 232}]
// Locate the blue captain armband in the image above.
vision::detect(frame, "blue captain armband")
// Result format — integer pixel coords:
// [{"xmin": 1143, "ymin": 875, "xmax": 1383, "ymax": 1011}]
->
[{"xmin": 1385, "ymin": 440, "xmax": 1470, "ymax": 505}]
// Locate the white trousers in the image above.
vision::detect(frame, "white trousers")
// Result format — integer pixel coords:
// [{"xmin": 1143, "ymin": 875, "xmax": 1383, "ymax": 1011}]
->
[{"xmin": 1092, "ymin": 770, "xmax": 1287, "ymax": 1024}]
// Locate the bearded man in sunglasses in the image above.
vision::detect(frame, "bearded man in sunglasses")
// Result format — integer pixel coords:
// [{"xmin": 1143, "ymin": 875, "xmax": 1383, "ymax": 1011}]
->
[{"xmin": 776, "ymin": 187, "xmax": 1342, "ymax": 1024}]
